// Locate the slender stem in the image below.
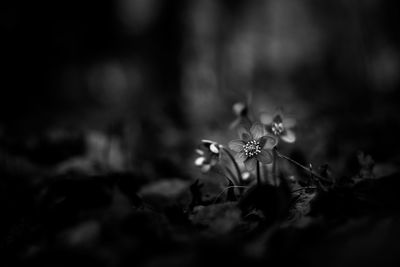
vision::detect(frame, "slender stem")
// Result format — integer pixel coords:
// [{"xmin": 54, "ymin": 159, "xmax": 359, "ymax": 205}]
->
[
  {"xmin": 213, "ymin": 186, "xmax": 249, "ymax": 204},
  {"xmin": 263, "ymin": 163, "xmax": 269, "ymax": 186},
  {"xmin": 224, "ymin": 166, "xmax": 239, "ymax": 186},
  {"xmin": 309, "ymin": 164, "xmax": 313, "ymax": 179},
  {"xmin": 222, "ymin": 147, "xmax": 243, "ymax": 185},
  {"xmin": 211, "ymin": 168, "xmax": 237, "ymax": 188},
  {"xmin": 256, "ymin": 161, "xmax": 261, "ymax": 186},
  {"xmin": 272, "ymin": 148, "xmax": 278, "ymax": 186},
  {"xmin": 275, "ymin": 150, "xmax": 330, "ymax": 182}
]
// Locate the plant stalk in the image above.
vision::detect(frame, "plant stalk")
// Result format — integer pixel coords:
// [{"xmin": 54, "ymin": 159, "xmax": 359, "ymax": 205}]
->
[
  {"xmin": 222, "ymin": 147, "xmax": 243, "ymax": 185},
  {"xmin": 272, "ymin": 148, "xmax": 278, "ymax": 186},
  {"xmin": 256, "ymin": 161, "xmax": 261, "ymax": 186},
  {"xmin": 275, "ymin": 150, "xmax": 330, "ymax": 182}
]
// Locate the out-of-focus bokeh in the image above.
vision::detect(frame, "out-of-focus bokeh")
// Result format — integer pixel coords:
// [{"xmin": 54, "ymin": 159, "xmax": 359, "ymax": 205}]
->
[
  {"xmin": 1, "ymin": 0, "xmax": 400, "ymax": 177},
  {"xmin": 3, "ymin": 2, "xmax": 400, "ymax": 267}
]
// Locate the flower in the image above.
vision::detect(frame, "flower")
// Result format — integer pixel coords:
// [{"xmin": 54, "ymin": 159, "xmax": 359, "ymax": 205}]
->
[
  {"xmin": 194, "ymin": 140, "xmax": 222, "ymax": 172},
  {"xmin": 229, "ymin": 102, "xmax": 252, "ymax": 130},
  {"xmin": 260, "ymin": 108, "xmax": 296, "ymax": 143},
  {"xmin": 228, "ymin": 123, "xmax": 278, "ymax": 171}
]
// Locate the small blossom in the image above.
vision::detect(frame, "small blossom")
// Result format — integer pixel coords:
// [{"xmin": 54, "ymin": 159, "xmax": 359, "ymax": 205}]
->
[
  {"xmin": 194, "ymin": 140, "xmax": 222, "ymax": 172},
  {"xmin": 228, "ymin": 122, "xmax": 278, "ymax": 171},
  {"xmin": 242, "ymin": 171, "xmax": 251, "ymax": 181},
  {"xmin": 260, "ymin": 108, "xmax": 296, "ymax": 143},
  {"xmin": 229, "ymin": 102, "xmax": 252, "ymax": 130},
  {"xmin": 233, "ymin": 102, "xmax": 247, "ymax": 117}
]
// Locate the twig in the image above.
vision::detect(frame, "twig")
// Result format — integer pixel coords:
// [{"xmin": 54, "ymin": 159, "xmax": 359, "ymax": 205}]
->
[
  {"xmin": 275, "ymin": 149, "xmax": 330, "ymax": 182},
  {"xmin": 272, "ymin": 148, "xmax": 278, "ymax": 186},
  {"xmin": 213, "ymin": 186, "xmax": 249, "ymax": 204},
  {"xmin": 211, "ymin": 168, "xmax": 237, "ymax": 188},
  {"xmin": 224, "ymin": 166, "xmax": 238, "ymax": 185}
]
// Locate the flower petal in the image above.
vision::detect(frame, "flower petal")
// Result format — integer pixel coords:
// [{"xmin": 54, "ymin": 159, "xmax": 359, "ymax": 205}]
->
[
  {"xmin": 250, "ymin": 122, "xmax": 266, "ymax": 140},
  {"xmin": 259, "ymin": 112, "xmax": 273, "ymax": 125},
  {"xmin": 237, "ymin": 127, "xmax": 251, "ymax": 141},
  {"xmin": 258, "ymin": 136, "xmax": 266, "ymax": 147},
  {"xmin": 238, "ymin": 117, "xmax": 252, "ymax": 131},
  {"xmin": 242, "ymin": 171, "xmax": 251, "ymax": 181},
  {"xmin": 209, "ymin": 158, "xmax": 219, "ymax": 166},
  {"xmin": 244, "ymin": 158, "xmax": 257, "ymax": 171},
  {"xmin": 210, "ymin": 143, "xmax": 220, "ymax": 154},
  {"xmin": 259, "ymin": 134, "xmax": 279, "ymax": 149},
  {"xmin": 281, "ymin": 129, "xmax": 296, "ymax": 143},
  {"xmin": 229, "ymin": 118, "xmax": 240, "ymax": 130},
  {"xmin": 201, "ymin": 139, "xmax": 214, "ymax": 145},
  {"xmin": 273, "ymin": 107, "xmax": 284, "ymax": 121},
  {"xmin": 284, "ymin": 117, "xmax": 296, "ymax": 128},
  {"xmin": 230, "ymin": 117, "xmax": 252, "ymax": 130},
  {"xmin": 235, "ymin": 151, "xmax": 247, "ymax": 162},
  {"xmin": 273, "ymin": 113, "xmax": 283, "ymax": 124},
  {"xmin": 233, "ymin": 102, "xmax": 246, "ymax": 116},
  {"xmin": 195, "ymin": 149, "xmax": 204, "ymax": 155},
  {"xmin": 256, "ymin": 150, "xmax": 273, "ymax": 164},
  {"xmin": 194, "ymin": 157, "xmax": 205, "ymax": 166},
  {"xmin": 228, "ymin": 139, "xmax": 245, "ymax": 152},
  {"xmin": 201, "ymin": 164, "xmax": 211, "ymax": 173}
]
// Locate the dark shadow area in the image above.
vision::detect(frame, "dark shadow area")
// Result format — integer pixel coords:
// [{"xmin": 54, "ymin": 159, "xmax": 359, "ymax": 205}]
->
[{"xmin": 1, "ymin": 0, "xmax": 400, "ymax": 266}]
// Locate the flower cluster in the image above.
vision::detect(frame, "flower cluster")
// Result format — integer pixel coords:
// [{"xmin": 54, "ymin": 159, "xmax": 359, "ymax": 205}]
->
[
  {"xmin": 260, "ymin": 108, "xmax": 296, "ymax": 143},
  {"xmin": 194, "ymin": 103, "xmax": 300, "ymax": 191},
  {"xmin": 194, "ymin": 140, "xmax": 222, "ymax": 172},
  {"xmin": 229, "ymin": 123, "xmax": 278, "ymax": 171},
  {"xmin": 230, "ymin": 102, "xmax": 252, "ymax": 130}
]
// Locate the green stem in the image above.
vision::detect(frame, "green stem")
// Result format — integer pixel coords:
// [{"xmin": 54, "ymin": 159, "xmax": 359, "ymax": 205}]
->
[
  {"xmin": 222, "ymin": 147, "xmax": 243, "ymax": 185},
  {"xmin": 275, "ymin": 150, "xmax": 330, "ymax": 182}
]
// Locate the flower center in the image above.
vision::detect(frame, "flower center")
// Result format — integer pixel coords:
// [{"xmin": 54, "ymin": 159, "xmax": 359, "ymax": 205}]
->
[
  {"xmin": 272, "ymin": 122, "xmax": 284, "ymax": 135},
  {"xmin": 243, "ymin": 140, "xmax": 261, "ymax": 157}
]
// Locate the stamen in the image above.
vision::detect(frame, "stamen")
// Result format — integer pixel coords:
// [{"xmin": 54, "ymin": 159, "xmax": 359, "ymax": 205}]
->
[
  {"xmin": 243, "ymin": 140, "xmax": 261, "ymax": 157},
  {"xmin": 272, "ymin": 122, "xmax": 284, "ymax": 135}
]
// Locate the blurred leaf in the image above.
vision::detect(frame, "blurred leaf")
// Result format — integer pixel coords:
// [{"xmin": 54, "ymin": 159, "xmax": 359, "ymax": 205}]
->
[
  {"xmin": 138, "ymin": 179, "xmax": 191, "ymax": 210},
  {"xmin": 239, "ymin": 183, "xmax": 291, "ymax": 226},
  {"xmin": 189, "ymin": 202, "xmax": 242, "ymax": 234}
]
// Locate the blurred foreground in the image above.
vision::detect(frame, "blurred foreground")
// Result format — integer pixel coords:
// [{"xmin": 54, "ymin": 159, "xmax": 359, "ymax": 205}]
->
[{"xmin": 1, "ymin": 1, "xmax": 400, "ymax": 266}]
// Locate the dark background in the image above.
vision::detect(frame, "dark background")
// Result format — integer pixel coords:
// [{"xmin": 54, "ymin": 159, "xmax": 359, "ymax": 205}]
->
[
  {"xmin": 2, "ymin": 0, "xmax": 400, "ymax": 175},
  {"xmin": 1, "ymin": 1, "xmax": 400, "ymax": 266}
]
